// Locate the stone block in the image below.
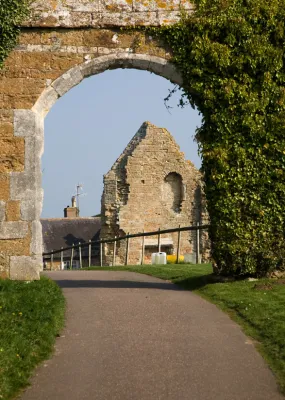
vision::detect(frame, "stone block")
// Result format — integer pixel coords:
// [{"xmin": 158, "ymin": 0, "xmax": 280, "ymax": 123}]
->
[
  {"xmin": 10, "ymin": 256, "xmax": 42, "ymax": 280},
  {"xmin": 0, "ymin": 253, "xmax": 9, "ymax": 279},
  {"xmin": 0, "ymin": 221, "xmax": 29, "ymax": 239},
  {"xmin": 52, "ymin": 66, "xmax": 83, "ymax": 96},
  {"xmin": 0, "ymin": 138, "xmax": 25, "ymax": 173},
  {"xmin": 10, "ymin": 172, "xmax": 42, "ymax": 202},
  {"xmin": 0, "ymin": 122, "xmax": 14, "ymax": 138},
  {"xmin": 32, "ymin": 86, "xmax": 59, "ymax": 117},
  {"xmin": 60, "ymin": 30, "xmax": 84, "ymax": 46},
  {"xmin": 157, "ymin": 10, "xmax": 181, "ymax": 25},
  {"xmin": 6, "ymin": 201, "xmax": 21, "ymax": 222},
  {"xmin": 0, "ymin": 201, "xmax": 5, "ymax": 221},
  {"xmin": 31, "ymin": 220, "xmax": 43, "ymax": 255},
  {"xmin": 21, "ymin": 190, "xmax": 43, "ymax": 221},
  {"xmin": 0, "ymin": 174, "xmax": 10, "ymax": 201},
  {"xmin": 80, "ymin": 55, "xmax": 117, "ymax": 77},
  {"xmin": 104, "ymin": 0, "xmax": 132, "ymax": 12},
  {"xmin": 130, "ymin": 54, "xmax": 152, "ymax": 71},
  {"xmin": 0, "ymin": 110, "xmax": 13, "ymax": 123},
  {"xmin": 133, "ymin": 0, "xmax": 180, "ymax": 12},
  {"xmin": 14, "ymin": 110, "xmax": 41, "ymax": 137},
  {"xmin": 21, "ymin": 52, "xmax": 52, "ymax": 70},
  {"xmin": 83, "ymin": 29, "xmax": 114, "ymax": 47},
  {"xmin": 50, "ymin": 54, "xmax": 83, "ymax": 71},
  {"xmin": 162, "ymin": 62, "xmax": 183, "ymax": 85},
  {"xmin": 24, "ymin": 137, "xmax": 44, "ymax": 174}
]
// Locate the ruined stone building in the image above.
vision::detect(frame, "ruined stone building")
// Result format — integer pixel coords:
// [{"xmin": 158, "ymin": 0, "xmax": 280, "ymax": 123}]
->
[{"xmin": 100, "ymin": 122, "xmax": 209, "ymax": 265}]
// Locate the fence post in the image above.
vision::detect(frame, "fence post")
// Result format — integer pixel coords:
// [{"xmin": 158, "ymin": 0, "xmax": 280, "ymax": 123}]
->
[
  {"xmin": 60, "ymin": 247, "xmax": 63, "ymax": 270},
  {"xmin": 158, "ymin": 228, "xmax": 161, "ymax": 253},
  {"xmin": 100, "ymin": 241, "xmax": 103, "ymax": 267},
  {"xmin": 79, "ymin": 242, "xmax": 82, "ymax": 269},
  {"xmin": 125, "ymin": 233, "xmax": 130, "ymax": 266},
  {"xmin": 70, "ymin": 244, "xmax": 74, "ymax": 270},
  {"xmin": 176, "ymin": 225, "xmax": 181, "ymax": 264},
  {"xmin": 113, "ymin": 236, "xmax": 117, "ymax": 266},
  {"xmin": 141, "ymin": 231, "xmax": 145, "ymax": 265},
  {"xmin": 50, "ymin": 251, "xmax": 53, "ymax": 270},
  {"xmin": 88, "ymin": 240, "xmax": 91, "ymax": 267},
  {"xmin": 196, "ymin": 222, "xmax": 200, "ymax": 264}
]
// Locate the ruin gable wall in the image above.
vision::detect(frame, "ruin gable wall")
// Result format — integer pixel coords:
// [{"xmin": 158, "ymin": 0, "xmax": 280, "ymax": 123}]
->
[{"xmin": 101, "ymin": 122, "xmax": 209, "ymax": 265}]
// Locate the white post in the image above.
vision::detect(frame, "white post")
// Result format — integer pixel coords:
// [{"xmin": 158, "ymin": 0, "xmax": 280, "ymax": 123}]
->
[
  {"xmin": 125, "ymin": 233, "xmax": 130, "ymax": 266},
  {"xmin": 79, "ymin": 242, "xmax": 82, "ymax": 269},
  {"xmin": 141, "ymin": 231, "xmax": 145, "ymax": 265},
  {"xmin": 60, "ymin": 247, "xmax": 63, "ymax": 270},
  {"xmin": 88, "ymin": 240, "xmax": 91, "ymax": 267},
  {"xmin": 70, "ymin": 244, "xmax": 74, "ymax": 270},
  {"xmin": 177, "ymin": 225, "xmax": 181, "ymax": 264},
  {"xmin": 113, "ymin": 237, "xmax": 117, "ymax": 266},
  {"xmin": 158, "ymin": 228, "xmax": 161, "ymax": 253},
  {"xmin": 196, "ymin": 222, "xmax": 200, "ymax": 264},
  {"xmin": 100, "ymin": 242, "xmax": 103, "ymax": 267}
]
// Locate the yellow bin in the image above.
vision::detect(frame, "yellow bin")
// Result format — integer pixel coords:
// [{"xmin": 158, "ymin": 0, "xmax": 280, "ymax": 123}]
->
[{"xmin": 167, "ymin": 255, "xmax": 184, "ymax": 264}]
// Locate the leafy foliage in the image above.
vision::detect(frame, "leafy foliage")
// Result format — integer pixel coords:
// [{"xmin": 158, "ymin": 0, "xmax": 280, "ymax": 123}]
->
[
  {"xmin": 0, "ymin": 0, "xmax": 31, "ymax": 68},
  {"xmin": 150, "ymin": 0, "xmax": 285, "ymax": 276}
]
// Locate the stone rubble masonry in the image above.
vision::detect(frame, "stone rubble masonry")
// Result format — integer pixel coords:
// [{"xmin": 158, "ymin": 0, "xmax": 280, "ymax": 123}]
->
[
  {"xmin": 0, "ymin": 2, "xmax": 193, "ymax": 279},
  {"xmin": 23, "ymin": 0, "xmax": 194, "ymax": 29},
  {"xmin": 101, "ymin": 122, "xmax": 210, "ymax": 265}
]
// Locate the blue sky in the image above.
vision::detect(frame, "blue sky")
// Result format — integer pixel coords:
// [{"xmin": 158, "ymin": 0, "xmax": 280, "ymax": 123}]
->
[{"xmin": 42, "ymin": 69, "xmax": 202, "ymax": 218}]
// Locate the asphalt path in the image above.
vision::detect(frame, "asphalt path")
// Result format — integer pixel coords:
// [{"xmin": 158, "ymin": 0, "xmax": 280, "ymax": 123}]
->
[{"xmin": 20, "ymin": 270, "xmax": 284, "ymax": 400}]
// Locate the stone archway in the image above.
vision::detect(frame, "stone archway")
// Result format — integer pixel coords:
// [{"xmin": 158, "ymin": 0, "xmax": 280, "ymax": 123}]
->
[{"xmin": 1, "ymin": 48, "xmax": 183, "ymax": 279}]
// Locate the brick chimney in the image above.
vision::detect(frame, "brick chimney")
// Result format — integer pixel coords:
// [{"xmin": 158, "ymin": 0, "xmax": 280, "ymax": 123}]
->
[{"xmin": 64, "ymin": 196, "xmax": 79, "ymax": 218}]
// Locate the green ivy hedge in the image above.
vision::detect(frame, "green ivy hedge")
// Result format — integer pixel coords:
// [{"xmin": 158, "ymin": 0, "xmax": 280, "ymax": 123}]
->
[
  {"xmin": 151, "ymin": 0, "xmax": 285, "ymax": 276},
  {"xmin": 0, "ymin": 0, "xmax": 30, "ymax": 68}
]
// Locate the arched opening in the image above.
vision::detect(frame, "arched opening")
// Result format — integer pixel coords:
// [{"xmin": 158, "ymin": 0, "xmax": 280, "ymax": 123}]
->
[
  {"xmin": 12, "ymin": 53, "xmax": 207, "ymax": 274},
  {"xmin": 164, "ymin": 172, "xmax": 183, "ymax": 213}
]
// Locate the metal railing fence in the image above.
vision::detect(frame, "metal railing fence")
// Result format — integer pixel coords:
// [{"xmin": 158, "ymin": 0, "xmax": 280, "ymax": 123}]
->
[{"xmin": 43, "ymin": 223, "xmax": 210, "ymax": 269}]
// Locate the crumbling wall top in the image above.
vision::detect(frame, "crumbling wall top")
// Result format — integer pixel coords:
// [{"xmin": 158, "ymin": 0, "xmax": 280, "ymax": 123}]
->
[{"xmin": 23, "ymin": 0, "xmax": 194, "ymax": 28}]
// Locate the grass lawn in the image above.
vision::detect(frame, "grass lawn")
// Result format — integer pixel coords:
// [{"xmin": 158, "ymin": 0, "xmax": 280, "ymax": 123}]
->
[
  {"xmin": 86, "ymin": 263, "xmax": 285, "ymax": 393},
  {"xmin": 0, "ymin": 276, "xmax": 65, "ymax": 400}
]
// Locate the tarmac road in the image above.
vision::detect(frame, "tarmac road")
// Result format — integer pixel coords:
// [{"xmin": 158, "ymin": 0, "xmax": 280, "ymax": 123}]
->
[{"xmin": 20, "ymin": 270, "xmax": 284, "ymax": 400}]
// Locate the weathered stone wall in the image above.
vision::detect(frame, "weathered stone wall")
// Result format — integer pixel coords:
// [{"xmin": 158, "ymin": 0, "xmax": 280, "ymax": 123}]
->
[
  {"xmin": 101, "ymin": 122, "xmax": 210, "ymax": 265},
  {"xmin": 0, "ymin": 0, "xmax": 193, "ymax": 279},
  {"xmin": 25, "ymin": 0, "xmax": 193, "ymax": 28}
]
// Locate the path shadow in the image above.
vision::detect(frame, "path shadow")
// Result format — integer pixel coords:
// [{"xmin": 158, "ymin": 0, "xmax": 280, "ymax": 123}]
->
[{"xmin": 53, "ymin": 279, "xmax": 183, "ymax": 291}]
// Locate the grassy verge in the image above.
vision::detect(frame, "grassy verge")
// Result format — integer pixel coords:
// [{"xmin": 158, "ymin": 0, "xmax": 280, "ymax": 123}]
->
[
  {"xmin": 85, "ymin": 264, "xmax": 285, "ymax": 393},
  {"xmin": 0, "ymin": 276, "xmax": 65, "ymax": 400}
]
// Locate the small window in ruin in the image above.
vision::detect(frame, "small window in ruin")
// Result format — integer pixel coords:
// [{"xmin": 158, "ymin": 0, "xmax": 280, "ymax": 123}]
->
[
  {"xmin": 141, "ymin": 179, "xmax": 145, "ymax": 184},
  {"xmin": 164, "ymin": 172, "xmax": 183, "ymax": 213}
]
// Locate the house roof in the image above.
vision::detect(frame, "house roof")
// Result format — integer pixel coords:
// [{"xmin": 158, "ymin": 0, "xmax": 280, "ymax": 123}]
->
[{"xmin": 41, "ymin": 217, "xmax": 101, "ymax": 253}]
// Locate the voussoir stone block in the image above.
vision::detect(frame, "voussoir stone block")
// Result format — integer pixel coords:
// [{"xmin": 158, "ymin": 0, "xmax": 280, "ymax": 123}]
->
[
  {"xmin": 10, "ymin": 256, "xmax": 42, "ymax": 280},
  {"xmin": 0, "ymin": 221, "xmax": 29, "ymax": 239},
  {"xmin": 52, "ymin": 66, "xmax": 83, "ymax": 97},
  {"xmin": 32, "ymin": 86, "xmax": 59, "ymax": 118}
]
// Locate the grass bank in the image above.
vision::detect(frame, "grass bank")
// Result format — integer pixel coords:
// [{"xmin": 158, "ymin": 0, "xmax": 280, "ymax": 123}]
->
[
  {"xmin": 0, "ymin": 276, "xmax": 65, "ymax": 400},
  {"xmin": 86, "ymin": 264, "xmax": 285, "ymax": 393}
]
